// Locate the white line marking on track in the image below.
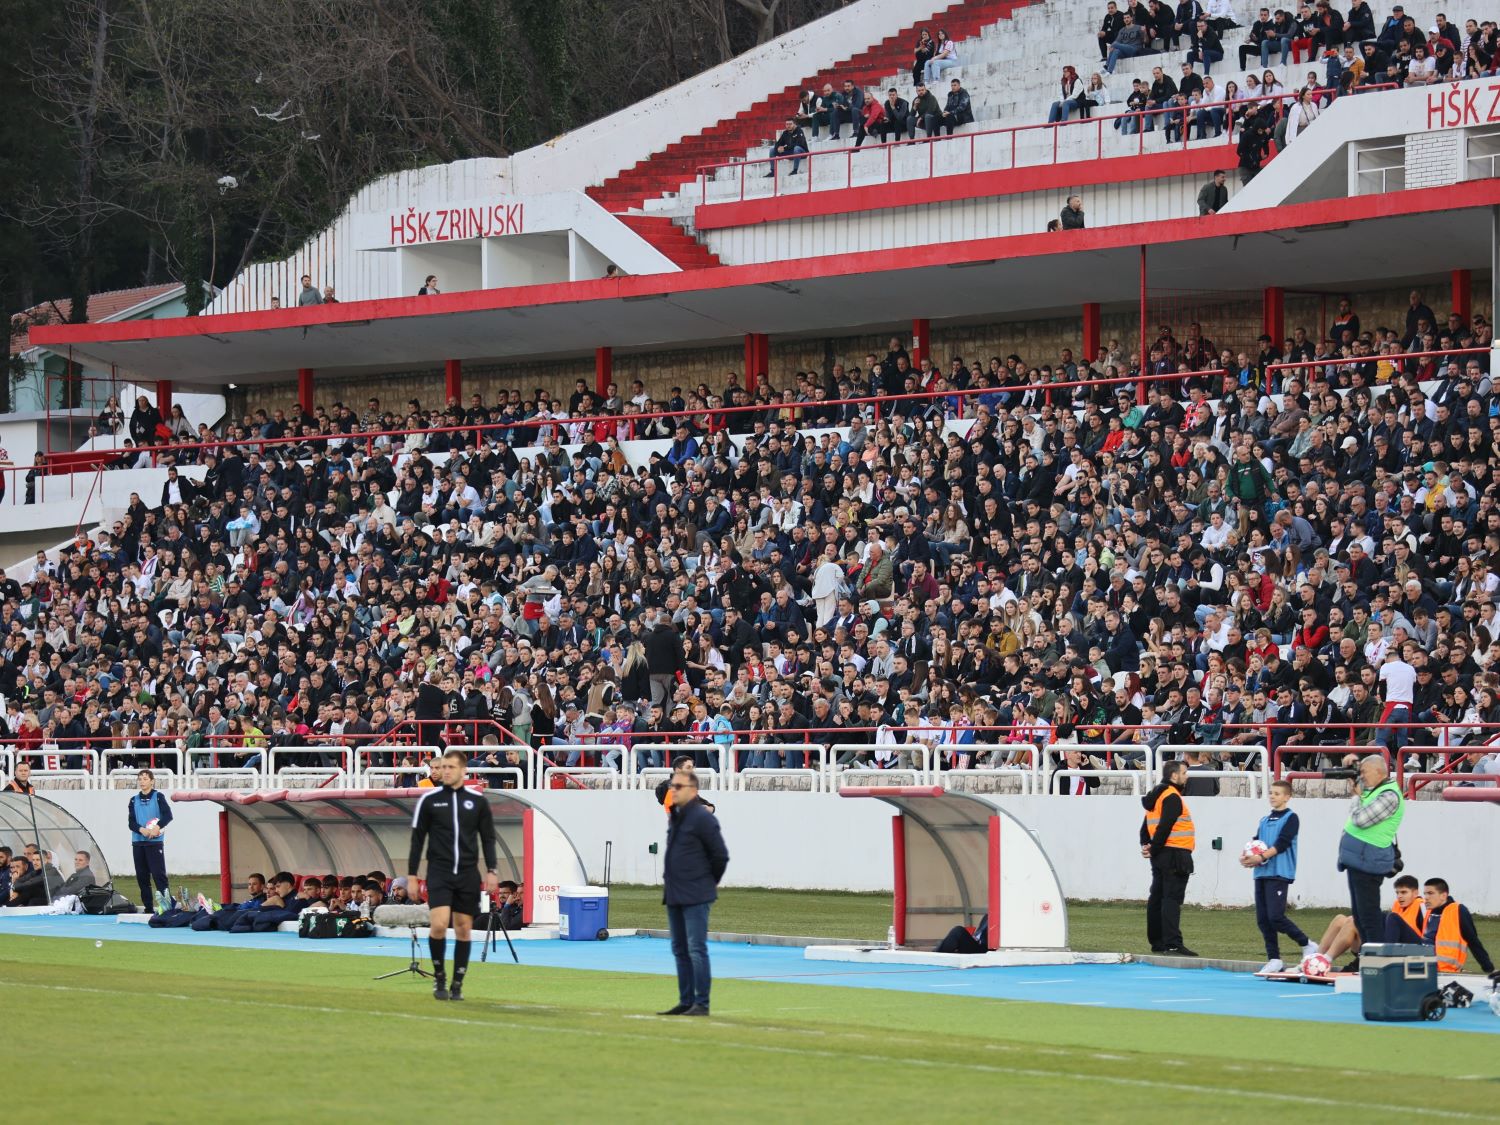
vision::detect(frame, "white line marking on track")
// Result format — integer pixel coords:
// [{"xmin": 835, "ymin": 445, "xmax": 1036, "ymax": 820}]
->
[
  {"xmin": 0, "ymin": 981, "xmax": 1490, "ymax": 1121},
  {"xmin": 1153, "ymin": 998, "xmax": 1212, "ymax": 1004}
]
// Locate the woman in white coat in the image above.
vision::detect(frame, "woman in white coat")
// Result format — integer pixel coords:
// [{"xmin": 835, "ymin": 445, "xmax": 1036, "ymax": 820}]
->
[{"xmin": 810, "ymin": 544, "xmax": 846, "ymax": 628}]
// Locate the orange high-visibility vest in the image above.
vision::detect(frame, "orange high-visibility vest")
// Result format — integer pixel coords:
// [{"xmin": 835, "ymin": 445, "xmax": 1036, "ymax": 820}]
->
[
  {"xmin": 1391, "ymin": 896, "xmax": 1426, "ymax": 938},
  {"xmin": 1435, "ymin": 902, "xmax": 1468, "ymax": 973},
  {"xmin": 1146, "ymin": 787, "xmax": 1195, "ymax": 851}
]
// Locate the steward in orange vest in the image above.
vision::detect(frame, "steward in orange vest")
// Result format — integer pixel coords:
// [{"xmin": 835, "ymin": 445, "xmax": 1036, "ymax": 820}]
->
[
  {"xmin": 1420, "ymin": 878, "xmax": 1498, "ymax": 978},
  {"xmin": 1140, "ymin": 760, "xmax": 1197, "ymax": 956}
]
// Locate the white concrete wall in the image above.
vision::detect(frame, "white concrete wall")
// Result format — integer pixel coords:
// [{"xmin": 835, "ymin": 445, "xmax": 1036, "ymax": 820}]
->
[
  {"xmin": 705, "ymin": 176, "xmax": 1203, "ymax": 264},
  {"xmin": 1230, "ymin": 79, "xmax": 1500, "ymax": 212},
  {"xmin": 44, "ymin": 788, "xmax": 1500, "ymax": 915},
  {"xmin": 508, "ymin": 0, "xmax": 966, "ymax": 197}
]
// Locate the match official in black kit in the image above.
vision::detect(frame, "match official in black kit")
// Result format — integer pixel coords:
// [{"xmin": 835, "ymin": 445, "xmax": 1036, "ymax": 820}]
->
[{"xmin": 408, "ymin": 750, "xmax": 500, "ymax": 1001}]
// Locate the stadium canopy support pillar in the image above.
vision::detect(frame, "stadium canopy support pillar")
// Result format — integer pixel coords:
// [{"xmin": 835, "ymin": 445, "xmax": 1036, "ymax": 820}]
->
[
  {"xmin": 1452, "ymin": 268, "xmax": 1472, "ymax": 323},
  {"xmin": 155, "ymin": 379, "xmax": 172, "ymax": 416},
  {"xmin": 1137, "ymin": 246, "xmax": 1148, "ymax": 405},
  {"xmin": 911, "ymin": 318, "xmax": 930, "ymax": 369},
  {"xmin": 444, "ymin": 359, "xmax": 462, "ymax": 403},
  {"xmin": 1262, "ymin": 286, "xmax": 1285, "ymax": 351},
  {"xmin": 1082, "ymin": 302, "xmax": 1101, "ymax": 360},
  {"xmin": 296, "ymin": 368, "xmax": 315, "ymax": 415},
  {"xmin": 595, "ymin": 346, "xmax": 613, "ymax": 398},
  {"xmin": 743, "ymin": 333, "xmax": 768, "ymax": 393},
  {"xmin": 1492, "ymin": 206, "xmax": 1500, "ymax": 373}
]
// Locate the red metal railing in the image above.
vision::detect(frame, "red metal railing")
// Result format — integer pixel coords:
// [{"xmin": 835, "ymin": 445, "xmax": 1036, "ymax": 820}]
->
[
  {"xmin": 1264, "ymin": 346, "xmax": 1488, "ymax": 393},
  {"xmin": 696, "ymin": 85, "xmax": 1394, "ymax": 204},
  {"xmin": 45, "ymin": 364, "xmax": 1225, "ymax": 473}
]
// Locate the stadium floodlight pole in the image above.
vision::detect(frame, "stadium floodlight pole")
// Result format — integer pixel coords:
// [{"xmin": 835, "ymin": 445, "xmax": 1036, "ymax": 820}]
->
[{"xmin": 24, "ymin": 787, "xmax": 52, "ymax": 903}]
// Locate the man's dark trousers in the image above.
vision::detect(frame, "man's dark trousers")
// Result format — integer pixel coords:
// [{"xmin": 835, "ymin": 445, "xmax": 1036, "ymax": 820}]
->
[
  {"xmin": 666, "ymin": 902, "xmax": 712, "ymax": 1008},
  {"xmin": 133, "ymin": 841, "xmax": 168, "ymax": 907},
  {"xmin": 1347, "ymin": 868, "xmax": 1386, "ymax": 946},
  {"xmin": 1146, "ymin": 847, "xmax": 1192, "ymax": 949},
  {"xmin": 1254, "ymin": 875, "xmax": 1310, "ymax": 958}
]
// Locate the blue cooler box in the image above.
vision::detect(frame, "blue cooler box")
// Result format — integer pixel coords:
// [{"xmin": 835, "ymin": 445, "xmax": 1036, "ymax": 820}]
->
[
  {"xmin": 1360, "ymin": 943, "xmax": 1445, "ymax": 1022},
  {"xmin": 558, "ymin": 886, "xmax": 610, "ymax": 941}
]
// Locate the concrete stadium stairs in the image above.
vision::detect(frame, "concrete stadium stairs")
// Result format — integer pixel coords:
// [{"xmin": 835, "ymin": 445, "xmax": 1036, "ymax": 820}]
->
[{"xmin": 586, "ymin": 0, "xmax": 1037, "ymax": 265}]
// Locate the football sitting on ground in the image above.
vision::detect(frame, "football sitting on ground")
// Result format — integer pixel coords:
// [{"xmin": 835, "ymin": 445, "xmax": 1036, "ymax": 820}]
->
[{"xmin": 1300, "ymin": 953, "xmax": 1332, "ymax": 977}]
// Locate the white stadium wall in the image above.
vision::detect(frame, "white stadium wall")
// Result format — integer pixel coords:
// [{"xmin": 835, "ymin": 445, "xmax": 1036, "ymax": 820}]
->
[{"xmin": 47, "ymin": 790, "xmax": 1500, "ymax": 916}]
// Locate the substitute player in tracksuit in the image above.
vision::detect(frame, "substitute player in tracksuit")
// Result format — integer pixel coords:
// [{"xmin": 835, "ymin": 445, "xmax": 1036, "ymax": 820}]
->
[
  {"xmin": 408, "ymin": 750, "xmax": 500, "ymax": 1002},
  {"xmin": 1241, "ymin": 779, "xmax": 1319, "ymax": 975},
  {"xmin": 127, "ymin": 769, "xmax": 174, "ymax": 912}
]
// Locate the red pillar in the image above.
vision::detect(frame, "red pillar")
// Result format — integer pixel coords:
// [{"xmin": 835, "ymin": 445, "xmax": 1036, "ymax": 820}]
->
[
  {"xmin": 1262, "ymin": 286, "xmax": 1285, "ymax": 347},
  {"xmin": 1452, "ymin": 268, "xmax": 1472, "ymax": 322},
  {"xmin": 743, "ymin": 333, "xmax": 769, "ymax": 393},
  {"xmin": 155, "ymin": 380, "xmax": 173, "ymax": 416},
  {"xmin": 911, "ymin": 318, "xmax": 930, "ymax": 369},
  {"xmin": 1082, "ymin": 302, "xmax": 1101, "ymax": 360},
  {"xmin": 444, "ymin": 359, "xmax": 462, "ymax": 403},
  {"xmin": 595, "ymin": 346, "xmax": 613, "ymax": 398},
  {"xmin": 1137, "ymin": 246, "xmax": 1148, "ymax": 405},
  {"xmin": 296, "ymin": 368, "xmax": 315, "ymax": 415}
]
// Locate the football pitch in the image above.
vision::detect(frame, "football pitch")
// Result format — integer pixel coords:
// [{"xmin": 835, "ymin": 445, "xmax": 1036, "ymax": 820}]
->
[{"xmin": 4, "ymin": 902, "xmax": 1498, "ymax": 1123}]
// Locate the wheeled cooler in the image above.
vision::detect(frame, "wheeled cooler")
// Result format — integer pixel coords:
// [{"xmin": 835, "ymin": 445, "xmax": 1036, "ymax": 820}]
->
[{"xmin": 1359, "ymin": 943, "xmax": 1445, "ymax": 1022}]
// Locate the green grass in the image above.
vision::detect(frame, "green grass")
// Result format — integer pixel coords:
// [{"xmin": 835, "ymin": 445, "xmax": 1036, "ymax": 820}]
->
[
  {"xmin": 169, "ymin": 877, "xmax": 1499, "ymax": 963},
  {"xmin": 1, "ymin": 935, "xmax": 1494, "ymax": 1123}
]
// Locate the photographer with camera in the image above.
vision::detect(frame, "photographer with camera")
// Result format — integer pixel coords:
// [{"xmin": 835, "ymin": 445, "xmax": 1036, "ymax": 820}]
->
[{"xmin": 1336, "ymin": 754, "xmax": 1405, "ymax": 949}]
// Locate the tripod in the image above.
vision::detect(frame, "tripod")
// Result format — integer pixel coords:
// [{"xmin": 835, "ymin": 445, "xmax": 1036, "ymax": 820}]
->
[{"xmin": 374, "ymin": 926, "xmax": 435, "ymax": 982}]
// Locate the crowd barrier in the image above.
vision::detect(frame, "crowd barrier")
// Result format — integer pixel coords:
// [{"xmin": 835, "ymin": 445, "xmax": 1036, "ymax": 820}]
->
[{"xmin": 3, "ymin": 733, "xmax": 1493, "ymax": 797}]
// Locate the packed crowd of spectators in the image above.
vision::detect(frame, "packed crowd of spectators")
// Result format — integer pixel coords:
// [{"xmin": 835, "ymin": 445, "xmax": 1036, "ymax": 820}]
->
[
  {"xmin": 1078, "ymin": 4, "xmax": 1500, "ymax": 149},
  {"xmin": 4, "ymin": 288, "xmax": 1500, "ymax": 794}
]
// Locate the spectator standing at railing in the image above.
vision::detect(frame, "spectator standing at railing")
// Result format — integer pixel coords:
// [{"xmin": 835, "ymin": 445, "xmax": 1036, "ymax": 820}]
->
[{"xmin": 1197, "ymin": 168, "xmax": 1229, "ymax": 214}]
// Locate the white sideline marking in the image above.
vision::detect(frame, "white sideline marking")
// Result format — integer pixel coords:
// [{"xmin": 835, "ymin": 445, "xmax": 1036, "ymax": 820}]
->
[
  {"xmin": 1153, "ymin": 998, "xmax": 1211, "ymax": 1004},
  {"xmin": 1013, "ymin": 978, "xmax": 1071, "ymax": 985},
  {"xmin": 0, "ymin": 982, "xmax": 1490, "ymax": 1121}
]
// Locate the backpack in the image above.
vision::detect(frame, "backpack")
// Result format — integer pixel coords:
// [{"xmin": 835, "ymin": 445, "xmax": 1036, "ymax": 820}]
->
[
  {"xmin": 82, "ymin": 883, "xmax": 134, "ymax": 915},
  {"xmin": 340, "ymin": 916, "xmax": 375, "ymax": 939},
  {"xmin": 298, "ymin": 911, "xmax": 344, "ymax": 939}
]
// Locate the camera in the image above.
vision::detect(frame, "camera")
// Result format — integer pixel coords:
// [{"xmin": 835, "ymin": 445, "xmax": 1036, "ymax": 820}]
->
[{"xmin": 1320, "ymin": 767, "xmax": 1356, "ymax": 780}]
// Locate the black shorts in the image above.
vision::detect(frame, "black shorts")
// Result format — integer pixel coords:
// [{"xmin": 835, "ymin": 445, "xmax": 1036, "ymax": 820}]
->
[{"xmin": 426, "ymin": 869, "xmax": 481, "ymax": 917}]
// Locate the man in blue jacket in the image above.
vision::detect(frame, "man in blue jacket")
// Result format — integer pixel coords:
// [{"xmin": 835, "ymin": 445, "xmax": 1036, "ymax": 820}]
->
[
  {"xmin": 1241, "ymin": 779, "xmax": 1319, "ymax": 974},
  {"xmin": 658, "ymin": 771, "xmax": 729, "ymax": 1017},
  {"xmin": 127, "ymin": 769, "xmax": 173, "ymax": 912}
]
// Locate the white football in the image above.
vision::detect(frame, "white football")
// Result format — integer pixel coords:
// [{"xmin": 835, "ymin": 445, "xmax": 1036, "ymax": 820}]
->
[
  {"xmin": 1302, "ymin": 953, "xmax": 1332, "ymax": 977},
  {"xmin": 1241, "ymin": 839, "xmax": 1269, "ymax": 860}
]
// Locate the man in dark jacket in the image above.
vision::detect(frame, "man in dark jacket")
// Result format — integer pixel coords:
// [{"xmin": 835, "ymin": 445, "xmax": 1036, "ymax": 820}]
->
[
  {"xmin": 1060, "ymin": 195, "xmax": 1086, "ymax": 230},
  {"xmin": 1097, "ymin": 1, "xmax": 1126, "ymax": 58},
  {"xmin": 645, "ymin": 610, "xmax": 686, "ymax": 706},
  {"xmin": 1140, "ymin": 760, "xmax": 1197, "ymax": 955},
  {"xmin": 766, "ymin": 119, "xmax": 808, "ymax": 176},
  {"xmin": 910, "ymin": 83, "xmax": 941, "ymax": 137},
  {"xmin": 939, "ymin": 79, "xmax": 973, "ymax": 135},
  {"xmin": 876, "ymin": 88, "xmax": 912, "ymax": 142},
  {"xmin": 1197, "ymin": 168, "xmax": 1228, "ymax": 214},
  {"xmin": 658, "ymin": 771, "xmax": 729, "ymax": 1016}
]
